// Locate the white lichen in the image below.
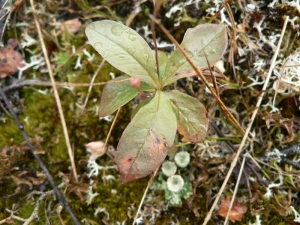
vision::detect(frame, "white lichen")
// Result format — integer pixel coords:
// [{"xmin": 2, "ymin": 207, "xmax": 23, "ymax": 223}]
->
[
  {"xmin": 167, "ymin": 175, "xmax": 184, "ymax": 192},
  {"xmin": 161, "ymin": 161, "xmax": 177, "ymax": 176},
  {"xmin": 174, "ymin": 151, "xmax": 190, "ymax": 168},
  {"xmin": 290, "ymin": 206, "xmax": 300, "ymax": 222}
]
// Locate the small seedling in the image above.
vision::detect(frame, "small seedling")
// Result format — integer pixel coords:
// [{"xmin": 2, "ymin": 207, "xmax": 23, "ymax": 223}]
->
[{"xmin": 85, "ymin": 20, "xmax": 227, "ymax": 183}]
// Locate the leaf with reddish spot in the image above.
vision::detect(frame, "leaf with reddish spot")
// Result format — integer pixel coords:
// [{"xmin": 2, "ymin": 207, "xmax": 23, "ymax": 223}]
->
[
  {"xmin": 165, "ymin": 91, "xmax": 208, "ymax": 143},
  {"xmin": 115, "ymin": 91, "xmax": 177, "ymax": 183},
  {"xmin": 161, "ymin": 24, "xmax": 227, "ymax": 86}
]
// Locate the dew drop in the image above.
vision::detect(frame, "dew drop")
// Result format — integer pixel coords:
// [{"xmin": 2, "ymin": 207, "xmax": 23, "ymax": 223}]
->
[
  {"xmin": 89, "ymin": 24, "xmax": 95, "ymax": 30},
  {"xmin": 144, "ymin": 54, "xmax": 149, "ymax": 62},
  {"xmin": 128, "ymin": 34, "xmax": 137, "ymax": 41},
  {"xmin": 125, "ymin": 28, "xmax": 130, "ymax": 33},
  {"xmin": 111, "ymin": 25, "xmax": 123, "ymax": 36},
  {"xmin": 94, "ymin": 42, "xmax": 103, "ymax": 49},
  {"xmin": 131, "ymin": 48, "xmax": 136, "ymax": 53}
]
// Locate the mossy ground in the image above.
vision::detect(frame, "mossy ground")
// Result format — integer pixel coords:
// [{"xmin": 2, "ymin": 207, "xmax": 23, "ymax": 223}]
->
[{"xmin": 1, "ymin": 0, "xmax": 300, "ymax": 224}]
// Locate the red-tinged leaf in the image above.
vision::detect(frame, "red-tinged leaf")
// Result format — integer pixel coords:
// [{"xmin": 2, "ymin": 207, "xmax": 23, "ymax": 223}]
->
[
  {"xmin": 217, "ymin": 197, "xmax": 247, "ymax": 222},
  {"xmin": 115, "ymin": 91, "xmax": 177, "ymax": 183},
  {"xmin": 161, "ymin": 24, "xmax": 227, "ymax": 87},
  {"xmin": 99, "ymin": 75, "xmax": 138, "ymax": 117},
  {"xmin": 165, "ymin": 91, "xmax": 208, "ymax": 143}
]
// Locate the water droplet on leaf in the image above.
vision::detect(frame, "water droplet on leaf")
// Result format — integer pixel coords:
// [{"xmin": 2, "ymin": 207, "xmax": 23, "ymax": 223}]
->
[
  {"xmin": 128, "ymin": 34, "xmax": 137, "ymax": 41},
  {"xmin": 144, "ymin": 54, "xmax": 149, "ymax": 61},
  {"xmin": 90, "ymin": 24, "xmax": 95, "ymax": 30},
  {"xmin": 94, "ymin": 42, "xmax": 103, "ymax": 49},
  {"xmin": 111, "ymin": 25, "xmax": 123, "ymax": 36}
]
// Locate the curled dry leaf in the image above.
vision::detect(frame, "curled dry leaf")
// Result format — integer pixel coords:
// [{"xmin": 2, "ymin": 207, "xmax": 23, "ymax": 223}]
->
[
  {"xmin": 0, "ymin": 39, "xmax": 24, "ymax": 78},
  {"xmin": 273, "ymin": 79, "xmax": 287, "ymax": 93},
  {"xmin": 217, "ymin": 197, "xmax": 247, "ymax": 222},
  {"xmin": 63, "ymin": 18, "xmax": 82, "ymax": 33},
  {"xmin": 86, "ymin": 141, "xmax": 106, "ymax": 161}
]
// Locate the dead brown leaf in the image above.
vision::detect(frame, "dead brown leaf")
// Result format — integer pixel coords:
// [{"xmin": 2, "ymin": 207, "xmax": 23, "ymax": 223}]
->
[
  {"xmin": 0, "ymin": 39, "xmax": 24, "ymax": 78},
  {"xmin": 217, "ymin": 197, "xmax": 247, "ymax": 222}
]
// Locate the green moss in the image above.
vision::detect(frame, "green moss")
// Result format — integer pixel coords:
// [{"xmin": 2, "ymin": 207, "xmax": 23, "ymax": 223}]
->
[{"xmin": 0, "ymin": 117, "xmax": 24, "ymax": 144}]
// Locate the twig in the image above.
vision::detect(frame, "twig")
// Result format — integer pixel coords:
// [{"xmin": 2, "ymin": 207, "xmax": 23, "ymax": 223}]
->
[
  {"xmin": 224, "ymin": 154, "xmax": 246, "ymax": 225},
  {"xmin": 282, "ymin": 158, "xmax": 300, "ymax": 170},
  {"xmin": 29, "ymin": 0, "xmax": 78, "ymax": 182},
  {"xmin": 0, "ymin": 88, "xmax": 80, "ymax": 225},
  {"xmin": 204, "ymin": 51, "xmax": 219, "ymax": 96},
  {"xmin": 202, "ymin": 16, "xmax": 290, "ymax": 225},
  {"xmin": 104, "ymin": 108, "xmax": 121, "ymax": 150},
  {"xmin": 83, "ymin": 59, "xmax": 105, "ymax": 108},
  {"xmin": 23, "ymin": 190, "xmax": 54, "ymax": 225},
  {"xmin": 2, "ymin": 77, "xmax": 131, "ymax": 92}
]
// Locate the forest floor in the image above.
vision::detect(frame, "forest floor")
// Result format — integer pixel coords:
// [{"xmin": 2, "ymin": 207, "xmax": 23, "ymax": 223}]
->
[{"xmin": 1, "ymin": 0, "xmax": 300, "ymax": 224}]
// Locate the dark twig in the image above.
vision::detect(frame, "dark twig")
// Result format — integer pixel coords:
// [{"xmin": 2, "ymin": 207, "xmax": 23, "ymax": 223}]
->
[
  {"xmin": 281, "ymin": 143, "xmax": 300, "ymax": 155},
  {"xmin": 282, "ymin": 158, "xmax": 300, "ymax": 170},
  {"xmin": 0, "ymin": 87, "xmax": 81, "ymax": 225}
]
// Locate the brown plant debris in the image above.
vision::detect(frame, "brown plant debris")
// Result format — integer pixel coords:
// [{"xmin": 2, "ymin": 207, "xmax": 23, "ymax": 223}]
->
[
  {"xmin": 0, "ymin": 39, "xmax": 24, "ymax": 78},
  {"xmin": 217, "ymin": 197, "xmax": 247, "ymax": 222}
]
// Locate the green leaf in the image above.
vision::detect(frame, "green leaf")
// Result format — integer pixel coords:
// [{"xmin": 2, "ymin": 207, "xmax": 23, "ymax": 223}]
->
[
  {"xmin": 141, "ymin": 82, "xmax": 155, "ymax": 92},
  {"xmin": 85, "ymin": 20, "xmax": 159, "ymax": 86},
  {"xmin": 115, "ymin": 91, "xmax": 177, "ymax": 183},
  {"xmin": 130, "ymin": 98, "xmax": 152, "ymax": 120},
  {"xmin": 165, "ymin": 91, "xmax": 208, "ymax": 143},
  {"xmin": 161, "ymin": 24, "xmax": 227, "ymax": 86},
  {"xmin": 99, "ymin": 75, "xmax": 138, "ymax": 117},
  {"xmin": 157, "ymin": 51, "xmax": 168, "ymax": 83}
]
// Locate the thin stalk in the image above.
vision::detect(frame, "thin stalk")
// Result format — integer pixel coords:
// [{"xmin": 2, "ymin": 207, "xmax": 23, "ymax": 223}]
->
[
  {"xmin": 104, "ymin": 108, "xmax": 121, "ymax": 149},
  {"xmin": 83, "ymin": 59, "xmax": 105, "ymax": 108},
  {"xmin": 224, "ymin": 155, "xmax": 246, "ymax": 224},
  {"xmin": 133, "ymin": 168, "xmax": 159, "ymax": 225},
  {"xmin": 29, "ymin": 0, "xmax": 78, "ymax": 182}
]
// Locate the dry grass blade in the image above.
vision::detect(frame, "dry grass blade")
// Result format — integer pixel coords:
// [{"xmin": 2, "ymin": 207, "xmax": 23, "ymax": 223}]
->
[
  {"xmin": 29, "ymin": 0, "xmax": 78, "ymax": 182},
  {"xmin": 104, "ymin": 108, "xmax": 121, "ymax": 150},
  {"xmin": 203, "ymin": 16, "xmax": 290, "ymax": 225},
  {"xmin": 2, "ymin": 78, "xmax": 132, "ymax": 92},
  {"xmin": 83, "ymin": 59, "xmax": 106, "ymax": 108},
  {"xmin": 133, "ymin": 168, "xmax": 159, "ymax": 225},
  {"xmin": 224, "ymin": 154, "xmax": 246, "ymax": 224},
  {"xmin": 203, "ymin": 50, "xmax": 219, "ymax": 96}
]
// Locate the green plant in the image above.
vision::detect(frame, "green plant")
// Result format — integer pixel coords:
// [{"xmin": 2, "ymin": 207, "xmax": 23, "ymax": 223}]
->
[{"xmin": 85, "ymin": 20, "xmax": 227, "ymax": 183}]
